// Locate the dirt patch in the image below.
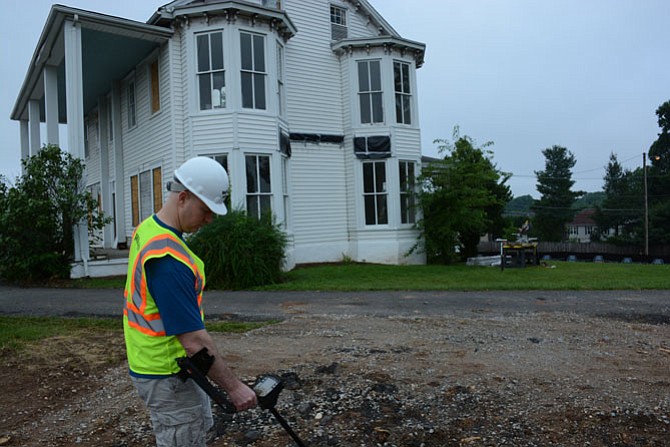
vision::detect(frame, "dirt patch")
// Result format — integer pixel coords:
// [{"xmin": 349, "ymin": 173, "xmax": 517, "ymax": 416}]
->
[{"xmin": 1, "ymin": 312, "xmax": 669, "ymax": 446}]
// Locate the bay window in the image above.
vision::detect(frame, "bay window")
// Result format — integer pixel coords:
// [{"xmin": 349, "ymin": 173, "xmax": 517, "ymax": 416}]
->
[
  {"xmin": 358, "ymin": 60, "xmax": 383, "ymax": 124},
  {"xmin": 240, "ymin": 32, "xmax": 266, "ymax": 110},
  {"xmin": 363, "ymin": 161, "xmax": 388, "ymax": 225},
  {"xmin": 197, "ymin": 31, "xmax": 226, "ymax": 110}
]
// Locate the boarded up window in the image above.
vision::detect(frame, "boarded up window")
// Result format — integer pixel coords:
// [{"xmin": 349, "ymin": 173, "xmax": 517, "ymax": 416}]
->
[
  {"xmin": 150, "ymin": 60, "xmax": 160, "ymax": 113},
  {"xmin": 139, "ymin": 171, "xmax": 152, "ymax": 222},
  {"xmin": 130, "ymin": 175, "xmax": 139, "ymax": 227},
  {"xmin": 152, "ymin": 167, "xmax": 162, "ymax": 212}
]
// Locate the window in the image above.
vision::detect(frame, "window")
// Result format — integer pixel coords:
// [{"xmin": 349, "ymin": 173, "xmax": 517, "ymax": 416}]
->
[
  {"xmin": 107, "ymin": 96, "xmax": 113, "ymax": 142},
  {"xmin": 358, "ymin": 60, "xmax": 383, "ymax": 124},
  {"xmin": 281, "ymin": 156, "xmax": 289, "ymax": 227},
  {"xmin": 208, "ymin": 154, "xmax": 231, "ymax": 210},
  {"xmin": 127, "ymin": 80, "xmax": 136, "ymax": 128},
  {"xmin": 276, "ymin": 43, "xmax": 285, "ymax": 116},
  {"xmin": 399, "ymin": 161, "xmax": 416, "ymax": 224},
  {"xmin": 83, "ymin": 119, "xmax": 90, "ymax": 158},
  {"xmin": 150, "ymin": 60, "xmax": 161, "ymax": 113},
  {"xmin": 130, "ymin": 167, "xmax": 162, "ymax": 227},
  {"xmin": 241, "ymin": 32, "xmax": 266, "ymax": 110},
  {"xmin": 394, "ymin": 61, "xmax": 412, "ymax": 125},
  {"xmin": 363, "ymin": 161, "xmax": 388, "ymax": 225},
  {"xmin": 197, "ymin": 31, "xmax": 225, "ymax": 110},
  {"xmin": 246, "ymin": 154, "xmax": 272, "ymax": 219},
  {"xmin": 330, "ymin": 5, "xmax": 347, "ymax": 40}
]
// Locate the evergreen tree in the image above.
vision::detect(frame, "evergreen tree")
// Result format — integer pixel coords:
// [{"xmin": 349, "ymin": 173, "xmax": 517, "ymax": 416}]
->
[
  {"xmin": 531, "ymin": 145, "xmax": 583, "ymax": 241},
  {"xmin": 594, "ymin": 153, "xmax": 640, "ymax": 240}
]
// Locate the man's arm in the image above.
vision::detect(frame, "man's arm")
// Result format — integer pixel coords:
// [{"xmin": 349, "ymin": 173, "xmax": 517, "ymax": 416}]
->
[{"xmin": 177, "ymin": 329, "xmax": 257, "ymax": 411}]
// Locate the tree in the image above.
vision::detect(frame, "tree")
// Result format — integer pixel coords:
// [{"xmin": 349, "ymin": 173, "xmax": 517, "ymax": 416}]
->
[
  {"xmin": 532, "ymin": 145, "xmax": 583, "ymax": 241},
  {"xmin": 416, "ymin": 127, "xmax": 512, "ymax": 263},
  {"xmin": 0, "ymin": 145, "xmax": 108, "ymax": 283},
  {"xmin": 593, "ymin": 153, "xmax": 641, "ymax": 240},
  {"xmin": 647, "ymin": 100, "xmax": 670, "ymax": 244}
]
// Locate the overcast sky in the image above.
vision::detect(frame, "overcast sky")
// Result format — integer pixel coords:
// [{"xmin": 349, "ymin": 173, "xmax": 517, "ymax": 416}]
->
[{"xmin": 1, "ymin": 0, "xmax": 668, "ymax": 197}]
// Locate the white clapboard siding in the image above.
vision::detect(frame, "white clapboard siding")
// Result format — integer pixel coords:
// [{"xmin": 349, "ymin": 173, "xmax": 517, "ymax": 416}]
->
[
  {"xmin": 283, "ymin": 0, "xmax": 344, "ymax": 134},
  {"xmin": 191, "ymin": 114, "xmax": 236, "ymax": 150},
  {"xmin": 237, "ymin": 113, "xmax": 280, "ymax": 150},
  {"xmin": 393, "ymin": 127, "xmax": 422, "ymax": 159},
  {"xmin": 121, "ymin": 47, "xmax": 174, "ymax": 237},
  {"xmin": 289, "ymin": 142, "xmax": 349, "ymax": 263}
]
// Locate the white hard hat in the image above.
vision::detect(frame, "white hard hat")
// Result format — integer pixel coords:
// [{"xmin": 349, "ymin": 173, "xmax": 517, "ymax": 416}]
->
[{"xmin": 174, "ymin": 157, "xmax": 229, "ymax": 215}]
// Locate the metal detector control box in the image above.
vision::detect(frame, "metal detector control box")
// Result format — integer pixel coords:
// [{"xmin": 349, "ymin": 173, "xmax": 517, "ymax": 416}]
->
[{"xmin": 253, "ymin": 374, "xmax": 284, "ymax": 409}]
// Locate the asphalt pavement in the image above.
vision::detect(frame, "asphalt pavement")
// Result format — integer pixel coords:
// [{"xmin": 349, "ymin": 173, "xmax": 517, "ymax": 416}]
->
[{"xmin": 1, "ymin": 285, "xmax": 669, "ymax": 321}]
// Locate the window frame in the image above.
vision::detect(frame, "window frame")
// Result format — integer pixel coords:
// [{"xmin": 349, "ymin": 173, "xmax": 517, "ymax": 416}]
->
[
  {"xmin": 399, "ymin": 160, "xmax": 416, "ymax": 225},
  {"xmin": 130, "ymin": 166, "xmax": 162, "ymax": 228},
  {"xmin": 245, "ymin": 154, "xmax": 272, "ymax": 219},
  {"xmin": 196, "ymin": 30, "xmax": 226, "ymax": 111},
  {"xmin": 240, "ymin": 31, "xmax": 267, "ymax": 110},
  {"xmin": 330, "ymin": 5, "xmax": 348, "ymax": 40},
  {"xmin": 357, "ymin": 59, "xmax": 384, "ymax": 125},
  {"xmin": 276, "ymin": 41, "xmax": 285, "ymax": 117},
  {"xmin": 393, "ymin": 61, "xmax": 412, "ymax": 125},
  {"xmin": 362, "ymin": 160, "xmax": 388, "ymax": 226}
]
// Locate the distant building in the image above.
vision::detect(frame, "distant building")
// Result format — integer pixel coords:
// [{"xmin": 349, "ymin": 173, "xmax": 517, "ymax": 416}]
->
[{"xmin": 566, "ymin": 208, "xmax": 615, "ymax": 243}]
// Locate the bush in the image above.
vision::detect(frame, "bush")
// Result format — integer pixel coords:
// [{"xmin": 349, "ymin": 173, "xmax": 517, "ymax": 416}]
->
[
  {"xmin": 188, "ymin": 210, "xmax": 287, "ymax": 290},
  {"xmin": 0, "ymin": 145, "xmax": 108, "ymax": 284}
]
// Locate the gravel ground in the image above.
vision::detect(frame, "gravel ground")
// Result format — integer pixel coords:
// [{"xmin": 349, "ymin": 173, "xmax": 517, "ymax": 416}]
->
[{"xmin": 2, "ymin": 310, "xmax": 669, "ymax": 446}]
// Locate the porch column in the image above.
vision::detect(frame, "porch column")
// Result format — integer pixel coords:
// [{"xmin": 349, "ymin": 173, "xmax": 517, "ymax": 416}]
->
[
  {"xmin": 111, "ymin": 81, "xmax": 127, "ymax": 247},
  {"xmin": 28, "ymin": 99, "xmax": 41, "ymax": 156},
  {"xmin": 64, "ymin": 16, "xmax": 89, "ymax": 269},
  {"xmin": 44, "ymin": 64, "xmax": 60, "ymax": 146},
  {"xmin": 98, "ymin": 95, "xmax": 113, "ymax": 248},
  {"xmin": 20, "ymin": 120, "xmax": 29, "ymax": 174}
]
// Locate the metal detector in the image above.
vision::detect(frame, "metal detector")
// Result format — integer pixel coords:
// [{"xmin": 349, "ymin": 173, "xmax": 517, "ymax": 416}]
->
[{"xmin": 176, "ymin": 349, "xmax": 308, "ymax": 447}]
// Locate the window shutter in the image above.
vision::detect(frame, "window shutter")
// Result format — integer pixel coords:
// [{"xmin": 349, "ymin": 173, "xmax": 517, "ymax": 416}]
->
[
  {"xmin": 150, "ymin": 61, "xmax": 160, "ymax": 113},
  {"xmin": 152, "ymin": 167, "xmax": 163, "ymax": 212}
]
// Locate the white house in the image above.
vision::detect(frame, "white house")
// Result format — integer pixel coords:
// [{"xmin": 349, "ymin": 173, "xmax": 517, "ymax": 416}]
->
[{"xmin": 10, "ymin": 0, "xmax": 426, "ymax": 276}]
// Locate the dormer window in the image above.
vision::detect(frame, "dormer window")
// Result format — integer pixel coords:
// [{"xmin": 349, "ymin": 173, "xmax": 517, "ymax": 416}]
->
[{"xmin": 330, "ymin": 5, "xmax": 347, "ymax": 40}]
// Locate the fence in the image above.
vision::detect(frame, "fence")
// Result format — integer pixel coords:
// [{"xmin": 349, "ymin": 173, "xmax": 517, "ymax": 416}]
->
[{"xmin": 477, "ymin": 241, "xmax": 670, "ymax": 262}]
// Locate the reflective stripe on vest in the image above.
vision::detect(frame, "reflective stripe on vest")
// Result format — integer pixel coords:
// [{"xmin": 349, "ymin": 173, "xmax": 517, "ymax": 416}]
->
[{"xmin": 124, "ymin": 234, "xmax": 204, "ymax": 337}]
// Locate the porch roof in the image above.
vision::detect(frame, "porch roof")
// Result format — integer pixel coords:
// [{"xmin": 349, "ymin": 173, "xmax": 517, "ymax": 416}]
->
[{"xmin": 11, "ymin": 4, "xmax": 173, "ymax": 123}]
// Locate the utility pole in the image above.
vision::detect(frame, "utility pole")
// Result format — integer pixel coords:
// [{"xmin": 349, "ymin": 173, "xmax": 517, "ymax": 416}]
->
[{"xmin": 643, "ymin": 152, "xmax": 649, "ymax": 257}]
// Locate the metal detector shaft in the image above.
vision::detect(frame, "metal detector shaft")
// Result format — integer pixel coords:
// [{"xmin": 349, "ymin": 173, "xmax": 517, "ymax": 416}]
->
[{"xmin": 269, "ymin": 407, "xmax": 308, "ymax": 447}]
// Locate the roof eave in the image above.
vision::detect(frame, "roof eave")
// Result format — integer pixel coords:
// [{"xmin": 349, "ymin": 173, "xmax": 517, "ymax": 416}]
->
[{"xmin": 332, "ymin": 36, "xmax": 426, "ymax": 68}]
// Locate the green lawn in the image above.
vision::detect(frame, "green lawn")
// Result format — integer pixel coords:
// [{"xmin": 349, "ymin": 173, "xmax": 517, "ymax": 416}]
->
[
  {"xmin": 0, "ymin": 315, "xmax": 274, "ymax": 352},
  {"xmin": 266, "ymin": 261, "xmax": 670, "ymax": 291},
  {"xmin": 70, "ymin": 261, "xmax": 670, "ymax": 291}
]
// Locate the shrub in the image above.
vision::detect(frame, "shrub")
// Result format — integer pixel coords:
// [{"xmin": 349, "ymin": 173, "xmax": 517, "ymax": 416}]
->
[
  {"xmin": 188, "ymin": 210, "xmax": 287, "ymax": 290},
  {"xmin": 0, "ymin": 145, "xmax": 109, "ymax": 284}
]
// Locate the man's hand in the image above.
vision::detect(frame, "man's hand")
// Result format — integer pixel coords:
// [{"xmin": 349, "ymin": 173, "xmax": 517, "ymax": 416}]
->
[
  {"xmin": 177, "ymin": 329, "xmax": 257, "ymax": 411},
  {"xmin": 228, "ymin": 380, "xmax": 257, "ymax": 411}
]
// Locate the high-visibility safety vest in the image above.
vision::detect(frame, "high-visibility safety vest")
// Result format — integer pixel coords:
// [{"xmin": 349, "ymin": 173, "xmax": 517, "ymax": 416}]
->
[{"xmin": 123, "ymin": 215, "xmax": 206, "ymax": 376}]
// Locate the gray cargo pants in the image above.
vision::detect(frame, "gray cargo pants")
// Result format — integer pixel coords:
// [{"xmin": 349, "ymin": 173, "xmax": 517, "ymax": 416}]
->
[{"xmin": 132, "ymin": 375, "xmax": 214, "ymax": 447}]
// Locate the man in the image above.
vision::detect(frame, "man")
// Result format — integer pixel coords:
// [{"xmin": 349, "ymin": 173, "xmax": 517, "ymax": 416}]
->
[{"xmin": 123, "ymin": 156, "xmax": 257, "ymax": 447}]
